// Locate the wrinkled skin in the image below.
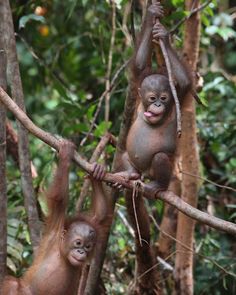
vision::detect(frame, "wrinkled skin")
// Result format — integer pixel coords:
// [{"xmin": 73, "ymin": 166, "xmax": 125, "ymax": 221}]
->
[{"xmin": 64, "ymin": 222, "xmax": 96, "ymax": 267}]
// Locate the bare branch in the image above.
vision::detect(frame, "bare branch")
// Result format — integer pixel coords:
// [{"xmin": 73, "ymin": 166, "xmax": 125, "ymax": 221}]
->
[
  {"xmin": 105, "ymin": 0, "xmax": 116, "ymax": 123},
  {"xmin": 181, "ymin": 170, "xmax": 236, "ymax": 193},
  {"xmin": 80, "ymin": 59, "xmax": 129, "ymax": 146},
  {"xmin": 4, "ymin": 0, "xmax": 41, "ymax": 250},
  {"xmin": 152, "ymin": 0, "xmax": 182, "ymax": 135},
  {"xmin": 150, "ymin": 215, "xmax": 236, "ymax": 278},
  {"xmin": 170, "ymin": 0, "xmax": 212, "ymax": 35},
  {"xmin": 76, "ymin": 132, "xmax": 115, "ymax": 212},
  {"xmin": 0, "ymin": 49, "xmax": 7, "ymax": 285},
  {"xmin": 0, "ymin": 87, "xmax": 236, "ymax": 236}
]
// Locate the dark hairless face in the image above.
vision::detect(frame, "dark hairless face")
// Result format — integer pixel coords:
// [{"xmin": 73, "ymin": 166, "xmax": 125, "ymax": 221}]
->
[
  {"xmin": 139, "ymin": 74, "xmax": 173, "ymax": 125},
  {"xmin": 63, "ymin": 222, "xmax": 96, "ymax": 267}
]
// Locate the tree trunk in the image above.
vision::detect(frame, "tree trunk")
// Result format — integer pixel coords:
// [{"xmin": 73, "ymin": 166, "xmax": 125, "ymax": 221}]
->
[
  {"xmin": 84, "ymin": 70, "xmax": 138, "ymax": 294},
  {"xmin": 125, "ymin": 191, "xmax": 160, "ymax": 295},
  {"xmin": 157, "ymin": 175, "xmax": 180, "ymax": 259},
  {"xmin": 0, "ymin": 2, "xmax": 7, "ymax": 283},
  {"xmin": 174, "ymin": 0, "xmax": 201, "ymax": 294},
  {"xmin": 4, "ymin": 0, "xmax": 41, "ymax": 251}
]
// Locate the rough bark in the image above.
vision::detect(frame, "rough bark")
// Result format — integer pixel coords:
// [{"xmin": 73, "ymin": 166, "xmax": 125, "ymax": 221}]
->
[
  {"xmin": 174, "ymin": 1, "xmax": 201, "ymax": 294},
  {"xmin": 0, "ymin": 6, "xmax": 7, "ymax": 284},
  {"xmin": 126, "ymin": 191, "xmax": 160, "ymax": 295},
  {"xmin": 1, "ymin": 88, "xmax": 236, "ymax": 233},
  {"xmin": 4, "ymin": 0, "xmax": 41, "ymax": 250},
  {"xmin": 6, "ymin": 120, "xmax": 19, "ymax": 166},
  {"xmin": 76, "ymin": 133, "xmax": 115, "ymax": 212},
  {"xmin": 157, "ymin": 175, "xmax": 180, "ymax": 259},
  {"xmin": 84, "ymin": 77, "xmax": 138, "ymax": 294}
]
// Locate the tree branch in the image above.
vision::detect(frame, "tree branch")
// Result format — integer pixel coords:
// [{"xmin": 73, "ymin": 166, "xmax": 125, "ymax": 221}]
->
[
  {"xmin": 76, "ymin": 132, "xmax": 115, "ymax": 212},
  {"xmin": 0, "ymin": 87, "xmax": 235, "ymax": 236},
  {"xmin": 5, "ymin": 0, "xmax": 41, "ymax": 250},
  {"xmin": 170, "ymin": 0, "xmax": 212, "ymax": 35},
  {"xmin": 0, "ymin": 49, "xmax": 7, "ymax": 285},
  {"xmin": 80, "ymin": 59, "xmax": 129, "ymax": 146}
]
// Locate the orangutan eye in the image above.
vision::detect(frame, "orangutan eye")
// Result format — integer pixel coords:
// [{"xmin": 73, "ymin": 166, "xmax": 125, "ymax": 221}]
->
[
  {"xmin": 74, "ymin": 240, "xmax": 82, "ymax": 247},
  {"xmin": 85, "ymin": 243, "xmax": 93, "ymax": 251},
  {"xmin": 149, "ymin": 96, "xmax": 156, "ymax": 102},
  {"xmin": 160, "ymin": 95, "xmax": 167, "ymax": 101}
]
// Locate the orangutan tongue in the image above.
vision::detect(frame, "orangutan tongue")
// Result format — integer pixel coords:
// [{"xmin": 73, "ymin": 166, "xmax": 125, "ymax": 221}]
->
[{"xmin": 144, "ymin": 111, "xmax": 154, "ymax": 118}]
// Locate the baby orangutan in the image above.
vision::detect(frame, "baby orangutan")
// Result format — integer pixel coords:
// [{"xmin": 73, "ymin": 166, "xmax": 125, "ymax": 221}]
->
[
  {"xmin": 115, "ymin": 2, "xmax": 191, "ymax": 196},
  {"xmin": 2, "ymin": 140, "xmax": 106, "ymax": 295}
]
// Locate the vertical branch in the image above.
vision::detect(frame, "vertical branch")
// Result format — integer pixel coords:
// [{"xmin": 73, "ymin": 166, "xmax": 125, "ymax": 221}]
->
[
  {"xmin": 104, "ymin": 0, "xmax": 116, "ymax": 123},
  {"xmin": 0, "ymin": 25, "xmax": 7, "ymax": 286},
  {"xmin": 4, "ymin": 0, "xmax": 41, "ymax": 251},
  {"xmin": 157, "ymin": 176, "xmax": 179, "ymax": 258},
  {"xmin": 84, "ymin": 56, "xmax": 138, "ymax": 295},
  {"xmin": 174, "ymin": 0, "xmax": 201, "ymax": 294},
  {"xmin": 76, "ymin": 133, "xmax": 114, "ymax": 212}
]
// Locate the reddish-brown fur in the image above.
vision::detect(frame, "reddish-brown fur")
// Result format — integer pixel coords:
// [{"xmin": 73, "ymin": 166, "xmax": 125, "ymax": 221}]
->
[
  {"xmin": 1, "ymin": 141, "xmax": 107, "ymax": 295},
  {"xmin": 115, "ymin": 3, "xmax": 191, "ymax": 195},
  {"xmin": 114, "ymin": 4, "xmax": 191, "ymax": 294}
]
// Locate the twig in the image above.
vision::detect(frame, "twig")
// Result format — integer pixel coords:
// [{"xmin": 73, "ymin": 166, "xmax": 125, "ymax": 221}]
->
[
  {"xmin": 80, "ymin": 59, "xmax": 130, "ymax": 146},
  {"xmin": 0, "ymin": 47, "xmax": 7, "ymax": 284},
  {"xmin": 117, "ymin": 207, "xmax": 135, "ymax": 237},
  {"xmin": 132, "ymin": 182, "xmax": 143, "ymax": 246},
  {"xmin": 181, "ymin": 170, "xmax": 236, "ymax": 193},
  {"xmin": 105, "ymin": 0, "xmax": 116, "ymax": 123},
  {"xmin": 17, "ymin": 34, "xmax": 79, "ymax": 99},
  {"xmin": 0, "ymin": 87, "xmax": 236, "ymax": 236},
  {"xmin": 150, "ymin": 215, "xmax": 236, "ymax": 278},
  {"xmin": 76, "ymin": 133, "xmax": 114, "ymax": 212},
  {"xmin": 152, "ymin": 0, "xmax": 181, "ymax": 136},
  {"xmin": 130, "ymin": 0, "xmax": 136, "ymax": 43},
  {"xmin": 5, "ymin": 0, "xmax": 41, "ymax": 250},
  {"xmin": 138, "ymin": 250, "xmax": 178, "ymax": 280},
  {"xmin": 170, "ymin": 0, "xmax": 212, "ymax": 34}
]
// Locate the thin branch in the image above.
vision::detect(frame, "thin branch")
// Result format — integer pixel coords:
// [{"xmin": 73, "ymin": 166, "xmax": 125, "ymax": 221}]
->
[
  {"xmin": 4, "ymin": 0, "xmax": 41, "ymax": 250},
  {"xmin": 138, "ymin": 250, "xmax": 178, "ymax": 280},
  {"xmin": 150, "ymin": 215, "xmax": 236, "ymax": 278},
  {"xmin": 80, "ymin": 59, "xmax": 130, "ymax": 146},
  {"xmin": 181, "ymin": 170, "xmax": 236, "ymax": 193},
  {"xmin": 16, "ymin": 34, "xmax": 79, "ymax": 99},
  {"xmin": 0, "ymin": 49, "xmax": 7, "ymax": 285},
  {"xmin": 156, "ymin": 37, "xmax": 182, "ymax": 136},
  {"xmin": 152, "ymin": 0, "xmax": 182, "ymax": 135},
  {"xmin": 132, "ymin": 182, "xmax": 143, "ymax": 246},
  {"xmin": 105, "ymin": 0, "xmax": 116, "ymax": 123},
  {"xmin": 117, "ymin": 207, "xmax": 135, "ymax": 237},
  {"xmin": 0, "ymin": 87, "xmax": 236, "ymax": 236},
  {"xmin": 6, "ymin": 120, "xmax": 38, "ymax": 178},
  {"xmin": 170, "ymin": 0, "xmax": 212, "ymax": 34},
  {"xmin": 130, "ymin": 0, "xmax": 136, "ymax": 43},
  {"xmin": 76, "ymin": 132, "xmax": 114, "ymax": 212}
]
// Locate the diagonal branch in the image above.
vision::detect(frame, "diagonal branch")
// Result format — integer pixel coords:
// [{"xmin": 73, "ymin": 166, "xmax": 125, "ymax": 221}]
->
[
  {"xmin": 0, "ymin": 87, "xmax": 236, "ymax": 236},
  {"xmin": 80, "ymin": 59, "xmax": 129, "ymax": 146},
  {"xmin": 76, "ymin": 132, "xmax": 116, "ymax": 212},
  {"xmin": 170, "ymin": 0, "xmax": 212, "ymax": 34}
]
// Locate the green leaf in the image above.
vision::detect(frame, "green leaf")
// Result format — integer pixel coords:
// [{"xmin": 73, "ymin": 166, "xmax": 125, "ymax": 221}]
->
[
  {"xmin": 94, "ymin": 121, "xmax": 112, "ymax": 137},
  {"xmin": 87, "ymin": 105, "xmax": 96, "ymax": 121},
  {"xmin": 205, "ymin": 25, "xmax": 218, "ymax": 35},
  {"xmin": 19, "ymin": 14, "xmax": 45, "ymax": 29},
  {"xmin": 7, "ymin": 257, "xmax": 17, "ymax": 274},
  {"xmin": 229, "ymin": 158, "xmax": 236, "ymax": 167},
  {"xmin": 217, "ymin": 27, "xmax": 236, "ymax": 41},
  {"xmin": 8, "ymin": 245, "xmax": 23, "ymax": 262}
]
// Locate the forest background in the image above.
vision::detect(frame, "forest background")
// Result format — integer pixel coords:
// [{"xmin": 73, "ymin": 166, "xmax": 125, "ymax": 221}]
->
[{"xmin": 0, "ymin": 0, "xmax": 236, "ymax": 294}]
